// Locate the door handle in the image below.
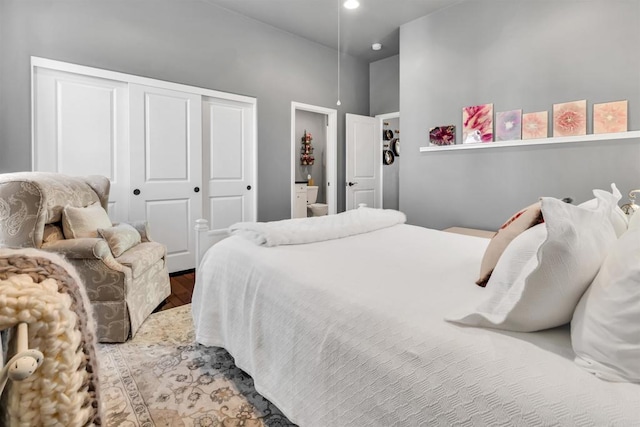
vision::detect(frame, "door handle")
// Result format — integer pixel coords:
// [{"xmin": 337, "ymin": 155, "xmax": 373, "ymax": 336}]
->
[
  {"xmin": 347, "ymin": 181, "xmax": 358, "ymax": 187},
  {"xmin": 247, "ymin": 185, "xmax": 252, "ymax": 190},
  {"xmin": 194, "ymin": 186, "xmax": 200, "ymax": 193},
  {"xmin": 133, "ymin": 189, "xmax": 141, "ymax": 195}
]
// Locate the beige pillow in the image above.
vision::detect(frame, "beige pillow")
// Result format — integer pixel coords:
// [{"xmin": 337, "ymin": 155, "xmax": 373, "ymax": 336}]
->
[
  {"xmin": 476, "ymin": 202, "xmax": 543, "ymax": 287},
  {"xmin": 43, "ymin": 224, "xmax": 64, "ymax": 244},
  {"xmin": 62, "ymin": 202, "xmax": 112, "ymax": 239},
  {"xmin": 98, "ymin": 223, "xmax": 141, "ymax": 257}
]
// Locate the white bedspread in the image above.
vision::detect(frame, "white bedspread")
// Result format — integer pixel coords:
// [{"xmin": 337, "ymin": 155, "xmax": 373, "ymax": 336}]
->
[
  {"xmin": 192, "ymin": 224, "xmax": 640, "ymax": 426},
  {"xmin": 229, "ymin": 206, "xmax": 406, "ymax": 246}
]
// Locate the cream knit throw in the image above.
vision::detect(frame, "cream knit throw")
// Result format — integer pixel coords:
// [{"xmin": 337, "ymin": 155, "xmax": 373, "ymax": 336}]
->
[{"xmin": 0, "ymin": 249, "xmax": 101, "ymax": 426}]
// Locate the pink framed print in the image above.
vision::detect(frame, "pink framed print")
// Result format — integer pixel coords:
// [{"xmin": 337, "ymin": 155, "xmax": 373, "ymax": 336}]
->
[
  {"xmin": 522, "ymin": 111, "xmax": 548, "ymax": 140},
  {"xmin": 462, "ymin": 103, "xmax": 493, "ymax": 143},
  {"xmin": 593, "ymin": 100, "xmax": 628, "ymax": 134},
  {"xmin": 553, "ymin": 100, "xmax": 587, "ymax": 137}
]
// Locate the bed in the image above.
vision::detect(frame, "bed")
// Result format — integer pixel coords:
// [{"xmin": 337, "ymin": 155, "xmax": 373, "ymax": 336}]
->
[{"xmin": 191, "ymin": 207, "xmax": 640, "ymax": 426}]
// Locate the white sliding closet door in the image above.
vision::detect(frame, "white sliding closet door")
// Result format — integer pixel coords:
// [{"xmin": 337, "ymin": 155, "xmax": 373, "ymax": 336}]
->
[
  {"xmin": 129, "ymin": 84, "xmax": 202, "ymax": 273},
  {"xmin": 32, "ymin": 67, "xmax": 130, "ymax": 222},
  {"xmin": 202, "ymin": 97, "xmax": 256, "ymax": 230}
]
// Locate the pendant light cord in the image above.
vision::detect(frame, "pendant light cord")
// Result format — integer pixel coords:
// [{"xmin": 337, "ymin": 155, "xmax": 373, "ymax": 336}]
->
[{"xmin": 337, "ymin": 0, "xmax": 341, "ymax": 106}]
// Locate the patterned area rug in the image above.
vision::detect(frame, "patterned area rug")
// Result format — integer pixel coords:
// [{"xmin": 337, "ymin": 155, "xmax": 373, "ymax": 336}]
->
[{"xmin": 97, "ymin": 304, "xmax": 296, "ymax": 426}]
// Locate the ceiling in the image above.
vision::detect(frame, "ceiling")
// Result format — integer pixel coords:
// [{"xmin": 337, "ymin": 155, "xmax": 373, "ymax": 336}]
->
[{"xmin": 201, "ymin": 0, "xmax": 464, "ymax": 62}]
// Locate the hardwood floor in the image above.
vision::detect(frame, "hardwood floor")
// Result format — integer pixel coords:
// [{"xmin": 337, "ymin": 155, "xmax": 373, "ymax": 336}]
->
[{"xmin": 158, "ymin": 270, "xmax": 195, "ymax": 311}]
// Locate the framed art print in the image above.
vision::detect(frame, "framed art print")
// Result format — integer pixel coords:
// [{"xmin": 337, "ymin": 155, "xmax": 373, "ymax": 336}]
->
[
  {"xmin": 553, "ymin": 100, "xmax": 586, "ymax": 137},
  {"xmin": 429, "ymin": 125, "xmax": 456, "ymax": 146},
  {"xmin": 522, "ymin": 111, "xmax": 548, "ymax": 140},
  {"xmin": 462, "ymin": 104, "xmax": 493, "ymax": 143},
  {"xmin": 495, "ymin": 109, "xmax": 522, "ymax": 141},
  {"xmin": 593, "ymin": 100, "xmax": 627, "ymax": 134}
]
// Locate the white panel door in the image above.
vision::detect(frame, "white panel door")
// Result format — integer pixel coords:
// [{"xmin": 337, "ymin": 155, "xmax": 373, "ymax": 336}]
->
[
  {"xmin": 129, "ymin": 84, "xmax": 202, "ymax": 273},
  {"xmin": 345, "ymin": 113, "xmax": 381, "ymax": 210},
  {"xmin": 202, "ymin": 96, "xmax": 256, "ymax": 230},
  {"xmin": 32, "ymin": 67, "xmax": 130, "ymax": 222}
]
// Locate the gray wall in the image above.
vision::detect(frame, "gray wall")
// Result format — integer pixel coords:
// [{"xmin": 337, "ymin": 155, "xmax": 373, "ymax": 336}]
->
[
  {"xmin": 0, "ymin": 0, "xmax": 370, "ymax": 220},
  {"xmin": 295, "ymin": 110, "xmax": 327, "ymax": 204},
  {"xmin": 370, "ymin": 54, "xmax": 399, "ymax": 116},
  {"xmin": 400, "ymin": 0, "xmax": 640, "ymax": 231}
]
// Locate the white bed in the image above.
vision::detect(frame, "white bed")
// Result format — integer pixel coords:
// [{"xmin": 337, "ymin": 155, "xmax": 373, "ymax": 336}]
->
[{"xmin": 192, "ymin": 221, "xmax": 640, "ymax": 426}]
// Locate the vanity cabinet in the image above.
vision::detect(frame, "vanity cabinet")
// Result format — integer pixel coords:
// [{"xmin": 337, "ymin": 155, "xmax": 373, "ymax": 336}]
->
[{"xmin": 294, "ymin": 183, "xmax": 308, "ymax": 218}]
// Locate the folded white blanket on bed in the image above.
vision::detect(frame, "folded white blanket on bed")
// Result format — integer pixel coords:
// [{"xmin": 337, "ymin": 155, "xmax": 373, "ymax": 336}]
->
[{"xmin": 229, "ymin": 207, "xmax": 406, "ymax": 246}]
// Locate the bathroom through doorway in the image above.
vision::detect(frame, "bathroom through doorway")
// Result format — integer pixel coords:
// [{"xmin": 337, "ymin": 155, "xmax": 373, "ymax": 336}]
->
[{"xmin": 290, "ymin": 102, "xmax": 337, "ymax": 218}]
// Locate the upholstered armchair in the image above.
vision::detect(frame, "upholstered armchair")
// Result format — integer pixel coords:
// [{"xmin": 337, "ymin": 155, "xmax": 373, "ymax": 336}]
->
[{"xmin": 0, "ymin": 172, "xmax": 171, "ymax": 342}]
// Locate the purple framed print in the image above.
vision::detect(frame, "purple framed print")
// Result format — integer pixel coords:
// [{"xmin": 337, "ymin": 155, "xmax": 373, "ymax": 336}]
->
[{"xmin": 495, "ymin": 110, "xmax": 522, "ymax": 141}]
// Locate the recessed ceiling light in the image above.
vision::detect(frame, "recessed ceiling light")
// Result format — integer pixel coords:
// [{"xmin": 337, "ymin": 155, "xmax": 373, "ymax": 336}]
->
[
  {"xmin": 372, "ymin": 43, "xmax": 382, "ymax": 51},
  {"xmin": 343, "ymin": 0, "xmax": 360, "ymax": 10}
]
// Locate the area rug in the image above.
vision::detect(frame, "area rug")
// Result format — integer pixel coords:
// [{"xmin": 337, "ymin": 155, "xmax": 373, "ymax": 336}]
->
[{"xmin": 97, "ymin": 304, "xmax": 296, "ymax": 427}]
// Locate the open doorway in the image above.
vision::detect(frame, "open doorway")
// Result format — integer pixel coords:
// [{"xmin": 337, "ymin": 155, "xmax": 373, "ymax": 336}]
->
[
  {"xmin": 376, "ymin": 112, "xmax": 400, "ymax": 210},
  {"xmin": 290, "ymin": 102, "xmax": 337, "ymax": 218}
]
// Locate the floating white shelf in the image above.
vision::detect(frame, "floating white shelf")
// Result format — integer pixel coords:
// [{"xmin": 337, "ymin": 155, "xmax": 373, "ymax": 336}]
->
[{"xmin": 419, "ymin": 131, "xmax": 640, "ymax": 152}]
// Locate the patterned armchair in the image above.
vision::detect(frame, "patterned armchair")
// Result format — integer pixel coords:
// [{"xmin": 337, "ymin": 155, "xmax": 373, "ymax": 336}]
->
[{"xmin": 0, "ymin": 172, "xmax": 171, "ymax": 342}]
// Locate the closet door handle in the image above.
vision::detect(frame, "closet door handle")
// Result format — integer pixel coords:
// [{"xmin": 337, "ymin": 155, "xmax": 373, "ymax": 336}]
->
[
  {"xmin": 194, "ymin": 187, "xmax": 200, "ymax": 193},
  {"xmin": 133, "ymin": 189, "xmax": 141, "ymax": 195},
  {"xmin": 247, "ymin": 185, "xmax": 252, "ymax": 191},
  {"xmin": 347, "ymin": 181, "xmax": 358, "ymax": 187}
]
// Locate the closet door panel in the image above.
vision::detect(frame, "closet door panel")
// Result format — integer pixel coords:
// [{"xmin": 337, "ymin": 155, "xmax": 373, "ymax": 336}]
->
[
  {"xmin": 130, "ymin": 84, "xmax": 202, "ymax": 273},
  {"xmin": 32, "ymin": 67, "xmax": 130, "ymax": 222},
  {"xmin": 202, "ymin": 97, "xmax": 255, "ymax": 230}
]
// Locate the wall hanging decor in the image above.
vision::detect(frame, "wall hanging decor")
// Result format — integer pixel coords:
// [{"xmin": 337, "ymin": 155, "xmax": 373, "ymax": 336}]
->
[
  {"xmin": 553, "ymin": 100, "xmax": 586, "ymax": 137},
  {"xmin": 522, "ymin": 111, "xmax": 548, "ymax": 139},
  {"xmin": 383, "ymin": 149, "xmax": 395, "ymax": 165},
  {"xmin": 429, "ymin": 125, "xmax": 456, "ymax": 146},
  {"xmin": 300, "ymin": 130, "xmax": 315, "ymax": 165},
  {"xmin": 593, "ymin": 100, "xmax": 628, "ymax": 134},
  {"xmin": 495, "ymin": 109, "xmax": 522, "ymax": 141},
  {"xmin": 391, "ymin": 137, "xmax": 400, "ymax": 156},
  {"xmin": 462, "ymin": 103, "xmax": 493, "ymax": 143}
]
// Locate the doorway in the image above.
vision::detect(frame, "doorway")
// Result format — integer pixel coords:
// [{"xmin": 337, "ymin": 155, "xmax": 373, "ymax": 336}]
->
[
  {"xmin": 290, "ymin": 102, "xmax": 337, "ymax": 218},
  {"xmin": 377, "ymin": 111, "xmax": 400, "ymax": 210}
]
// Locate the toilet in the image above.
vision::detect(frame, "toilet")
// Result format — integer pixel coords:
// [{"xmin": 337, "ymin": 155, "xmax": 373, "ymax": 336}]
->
[{"xmin": 306, "ymin": 185, "xmax": 328, "ymax": 217}]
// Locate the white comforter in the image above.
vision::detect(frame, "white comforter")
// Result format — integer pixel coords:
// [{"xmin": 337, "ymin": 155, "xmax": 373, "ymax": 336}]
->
[{"xmin": 192, "ymin": 224, "xmax": 640, "ymax": 426}]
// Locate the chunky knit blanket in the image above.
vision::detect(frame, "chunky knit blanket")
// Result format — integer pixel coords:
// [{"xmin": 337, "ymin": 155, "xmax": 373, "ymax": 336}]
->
[{"xmin": 0, "ymin": 248, "xmax": 101, "ymax": 426}]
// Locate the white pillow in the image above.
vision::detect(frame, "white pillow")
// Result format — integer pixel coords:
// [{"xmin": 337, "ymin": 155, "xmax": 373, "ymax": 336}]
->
[
  {"xmin": 446, "ymin": 194, "xmax": 618, "ymax": 332},
  {"xmin": 571, "ymin": 225, "xmax": 640, "ymax": 382},
  {"xmin": 578, "ymin": 183, "xmax": 627, "ymax": 237},
  {"xmin": 62, "ymin": 202, "xmax": 112, "ymax": 239}
]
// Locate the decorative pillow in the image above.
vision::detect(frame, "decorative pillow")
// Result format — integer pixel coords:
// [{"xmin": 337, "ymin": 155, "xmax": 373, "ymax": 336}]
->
[
  {"xmin": 571, "ymin": 225, "xmax": 640, "ymax": 382},
  {"xmin": 578, "ymin": 183, "xmax": 627, "ymax": 237},
  {"xmin": 62, "ymin": 202, "xmax": 112, "ymax": 239},
  {"xmin": 43, "ymin": 224, "xmax": 64, "ymax": 244},
  {"xmin": 447, "ymin": 193, "xmax": 618, "ymax": 332},
  {"xmin": 475, "ymin": 201, "xmax": 543, "ymax": 287},
  {"xmin": 97, "ymin": 223, "xmax": 141, "ymax": 257}
]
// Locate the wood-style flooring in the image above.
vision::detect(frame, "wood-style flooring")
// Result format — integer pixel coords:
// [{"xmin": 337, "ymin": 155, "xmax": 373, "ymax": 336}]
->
[{"xmin": 159, "ymin": 270, "xmax": 195, "ymax": 311}]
